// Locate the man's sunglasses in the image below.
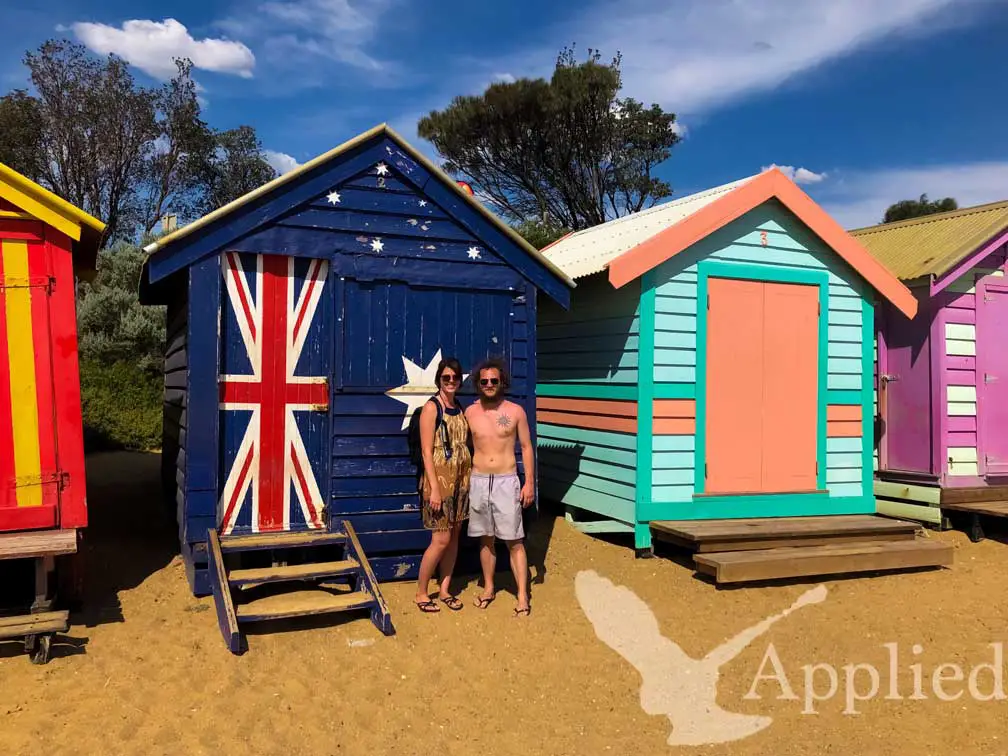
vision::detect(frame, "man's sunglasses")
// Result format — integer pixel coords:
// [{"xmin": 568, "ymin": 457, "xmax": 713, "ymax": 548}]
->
[{"xmin": 479, "ymin": 378, "xmax": 500, "ymax": 386}]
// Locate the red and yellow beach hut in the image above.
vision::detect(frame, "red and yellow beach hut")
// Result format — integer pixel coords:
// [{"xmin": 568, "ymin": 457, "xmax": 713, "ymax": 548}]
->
[{"xmin": 0, "ymin": 161, "xmax": 104, "ymax": 663}]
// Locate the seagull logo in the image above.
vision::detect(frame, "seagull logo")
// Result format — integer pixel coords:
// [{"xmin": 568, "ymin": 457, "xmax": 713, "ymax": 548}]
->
[{"xmin": 575, "ymin": 570, "xmax": 828, "ymax": 746}]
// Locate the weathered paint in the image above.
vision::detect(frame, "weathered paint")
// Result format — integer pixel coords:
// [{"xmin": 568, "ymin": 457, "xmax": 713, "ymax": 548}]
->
[{"xmin": 141, "ymin": 130, "xmax": 572, "ymax": 594}]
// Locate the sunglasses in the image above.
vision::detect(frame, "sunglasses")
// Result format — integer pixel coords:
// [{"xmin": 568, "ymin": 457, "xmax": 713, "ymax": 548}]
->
[
  {"xmin": 440, "ymin": 374, "xmax": 460, "ymax": 384},
  {"xmin": 479, "ymin": 378, "xmax": 500, "ymax": 386}
]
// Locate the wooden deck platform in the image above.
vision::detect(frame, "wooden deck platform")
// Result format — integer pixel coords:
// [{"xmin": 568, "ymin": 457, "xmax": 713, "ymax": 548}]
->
[
  {"xmin": 0, "ymin": 529, "xmax": 77, "ymax": 561},
  {"xmin": 650, "ymin": 515, "xmax": 953, "ymax": 584}
]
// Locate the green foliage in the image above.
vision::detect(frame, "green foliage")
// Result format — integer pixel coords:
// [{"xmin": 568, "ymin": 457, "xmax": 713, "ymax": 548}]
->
[
  {"xmin": 0, "ymin": 39, "xmax": 277, "ymax": 245},
  {"xmin": 513, "ymin": 219, "xmax": 571, "ymax": 250},
  {"xmin": 883, "ymin": 193, "xmax": 958, "ymax": 223},
  {"xmin": 79, "ymin": 359, "xmax": 163, "ymax": 451},
  {"xmin": 418, "ymin": 45, "xmax": 680, "ymax": 231},
  {"xmin": 77, "ymin": 241, "xmax": 165, "ymax": 372}
]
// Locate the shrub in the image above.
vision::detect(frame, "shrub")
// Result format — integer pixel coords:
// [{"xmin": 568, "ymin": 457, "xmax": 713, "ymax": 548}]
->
[{"xmin": 80, "ymin": 359, "xmax": 162, "ymax": 452}]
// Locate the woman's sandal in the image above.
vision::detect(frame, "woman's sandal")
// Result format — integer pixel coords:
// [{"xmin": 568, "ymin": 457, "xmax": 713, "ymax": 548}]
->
[
  {"xmin": 415, "ymin": 599, "xmax": 440, "ymax": 613},
  {"xmin": 473, "ymin": 594, "xmax": 495, "ymax": 609},
  {"xmin": 513, "ymin": 606, "xmax": 531, "ymax": 617},
  {"xmin": 439, "ymin": 595, "xmax": 464, "ymax": 611}
]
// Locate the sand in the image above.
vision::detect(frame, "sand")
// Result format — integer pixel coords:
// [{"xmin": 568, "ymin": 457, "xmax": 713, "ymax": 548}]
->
[{"xmin": 2, "ymin": 451, "xmax": 1008, "ymax": 755}]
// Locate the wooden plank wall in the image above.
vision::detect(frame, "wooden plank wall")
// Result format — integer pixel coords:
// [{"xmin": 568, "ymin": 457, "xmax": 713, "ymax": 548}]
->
[
  {"xmin": 535, "ymin": 272, "xmax": 640, "ymax": 526},
  {"xmin": 938, "ymin": 245, "xmax": 1007, "ymax": 479},
  {"xmin": 648, "ymin": 204, "xmax": 869, "ymax": 511},
  {"xmin": 162, "ymin": 294, "xmax": 188, "ymax": 541}
]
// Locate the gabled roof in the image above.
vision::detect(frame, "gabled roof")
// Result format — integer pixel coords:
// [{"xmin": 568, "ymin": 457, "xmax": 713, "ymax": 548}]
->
[
  {"xmin": 0, "ymin": 162, "xmax": 106, "ymax": 272},
  {"xmin": 540, "ymin": 167, "xmax": 918, "ymax": 319},
  {"xmin": 141, "ymin": 123, "xmax": 576, "ymax": 303},
  {"xmin": 848, "ymin": 200, "xmax": 1008, "ymax": 282}
]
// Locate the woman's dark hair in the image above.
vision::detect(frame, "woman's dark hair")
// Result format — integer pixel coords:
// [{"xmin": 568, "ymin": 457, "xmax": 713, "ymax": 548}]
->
[
  {"xmin": 473, "ymin": 356, "xmax": 509, "ymax": 390},
  {"xmin": 435, "ymin": 357, "xmax": 464, "ymax": 387}
]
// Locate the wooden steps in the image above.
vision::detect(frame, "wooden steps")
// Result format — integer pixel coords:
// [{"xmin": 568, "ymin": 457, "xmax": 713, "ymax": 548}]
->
[
  {"xmin": 651, "ymin": 514, "xmax": 953, "ymax": 585},
  {"xmin": 0, "ymin": 529, "xmax": 77, "ymax": 560},
  {"xmin": 228, "ymin": 559, "xmax": 360, "ymax": 587},
  {"xmin": 0, "ymin": 610, "xmax": 69, "ymax": 640},
  {"xmin": 207, "ymin": 521, "xmax": 394, "ymax": 654},
  {"xmin": 236, "ymin": 590, "xmax": 375, "ymax": 622},
  {"xmin": 694, "ymin": 539, "xmax": 954, "ymax": 584}
]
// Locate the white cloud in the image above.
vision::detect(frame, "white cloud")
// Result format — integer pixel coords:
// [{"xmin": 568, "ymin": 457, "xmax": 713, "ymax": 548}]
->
[
  {"xmin": 71, "ymin": 18, "xmax": 255, "ymax": 80},
  {"xmin": 264, "ymin": 150, "xmax": 301, "ymax": 175},
  {"xmin": 218, "ymin": 0, "xmax": 398, "ymax": 78},
  {"xmin": 492, "ymin": 72, "xmax": 516, "ymax": 84},
  {"xmin": 808, "ymin": 161, "xmax": 1008, "ymax": 229},
  {"xmin": 473, "ymin": 0, "xmax": 993, "ymax": 118},
  {"xmin": 763, "ymin": 163, "xmax": 828, "ymax": 184}
]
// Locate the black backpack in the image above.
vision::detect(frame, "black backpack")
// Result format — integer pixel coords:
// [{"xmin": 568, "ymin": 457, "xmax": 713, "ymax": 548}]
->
[{"xmin": 407, "ymin": 395, "xmax": 466, "ymax": 472}]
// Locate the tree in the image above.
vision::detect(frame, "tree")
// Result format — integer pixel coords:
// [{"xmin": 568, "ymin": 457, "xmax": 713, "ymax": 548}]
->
[
  {"xmin": 418, "ymin": 45, "xmax": 680, "ymax": 231},
  {"xmin": 204, "ymin": 125, "xmax": 277, "ymax": 212},
  {"xmin": 513, "ymin": 219, "xmax": 571, "ymax": 250},
  {"xmin": 76, "ymin": 240, "xmax": 165, "ymax": 373},
  {"xmin": 883, "ymin": 193, "xmax": 958, "ymax": 223},
  {"xmin": 0, "ymin": 39, "xmax": 277, "ymax": 245}
]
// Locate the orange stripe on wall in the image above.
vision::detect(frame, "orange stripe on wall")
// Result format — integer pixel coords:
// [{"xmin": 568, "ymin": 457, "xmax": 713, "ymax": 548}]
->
[
  {"xmin": 653, "ymin": 418, "xmax": 696, "ymax": 434},
  {"xmin": 827, "ymin": 420, "xmax": 862, "ymax": 437},
  {"xmin": 652, "ymin": 399, "xmax": 695, "ymax": 419},
  {"xmin": 537, "ymin": 396, "xmax": 637, "ymax": 418},
  {"xmin": 827, "ymin": 405, "xmax": 862, "ymax": 422},
  {"xmin": 536, "ymin": 410, "xmax": 636, "ymax": 434}
]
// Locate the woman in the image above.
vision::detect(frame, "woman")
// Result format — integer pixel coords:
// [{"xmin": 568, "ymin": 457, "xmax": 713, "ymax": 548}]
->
[{"xmin": 414, "ymin": 357, "xmax": 472, "ymax": 612}]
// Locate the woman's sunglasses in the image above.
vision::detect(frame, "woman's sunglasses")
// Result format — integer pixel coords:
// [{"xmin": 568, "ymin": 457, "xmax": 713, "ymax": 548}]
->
[{"xmin": 440, "ymin": 373, "xmax": 460, "ymax": 384}]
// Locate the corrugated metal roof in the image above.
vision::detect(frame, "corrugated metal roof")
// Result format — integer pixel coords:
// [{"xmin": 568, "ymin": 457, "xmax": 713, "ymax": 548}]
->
[
  {"xmin": 848, "ymin": 200, "xmax": 1008, "ymax": 281},
  {"xmin": 540, "ymin": 174, "xmax": 759, "ymax": 279}
]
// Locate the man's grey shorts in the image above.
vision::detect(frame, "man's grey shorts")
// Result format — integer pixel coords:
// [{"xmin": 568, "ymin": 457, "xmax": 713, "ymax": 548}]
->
[{"xmin": 467, "ymin": 471, "xmax": 524, "ymax": 541}]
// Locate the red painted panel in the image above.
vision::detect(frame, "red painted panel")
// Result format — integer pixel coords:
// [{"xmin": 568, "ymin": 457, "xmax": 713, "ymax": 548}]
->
[
  {"xmin": 762, "ymin": 282, "xmax": 819, "ymax": 491},
  {"xmin": 28, "ymin": 241, "xmax": 59, "ymax": 512},
  {"xmin": 705, "ymin": 278, "xmax": 764, "ymax": 493},
  {"xmin": 976, "ymin": 281, "xmax": 1008, "ymax": 475},
  {"xmin": 46, "ymin": 232, "xmax": 88, "ymax": 528},
  {"xmin": 0, "ymin": 248, "xmax": 14, "ymax": 509}
]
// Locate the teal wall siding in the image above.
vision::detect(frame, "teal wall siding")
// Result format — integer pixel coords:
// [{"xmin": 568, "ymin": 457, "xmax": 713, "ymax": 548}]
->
[
  {"xmin": 535, "ymin": 271, "xmax": 642, "ymax": 526},
  {"xmin": 536, "ymin": 423, "xmax": 637, "ymax": 524},
  {"xmin": 647, "ymin": 201, "xmax": 870, "ymax": 512},
  {"xmin": 537, "ymin": 271, "xmax": 641, "ymax": 388}
]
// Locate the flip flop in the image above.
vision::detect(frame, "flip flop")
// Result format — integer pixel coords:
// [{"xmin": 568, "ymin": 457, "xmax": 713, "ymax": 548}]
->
[
  {"xmin": 513, "ymin": 606, "xmax": 531, "ymax": 617},
  {"xmin": 416, "ymin": 600, "xmax": 440, "ymax": 613},
  {"xmin": 473, "ymin": 594, "xmax": 495, "ymax": 609},
  {"xmin": 439, "ymin": 595, "xmax": 463, "ymax": 611}
]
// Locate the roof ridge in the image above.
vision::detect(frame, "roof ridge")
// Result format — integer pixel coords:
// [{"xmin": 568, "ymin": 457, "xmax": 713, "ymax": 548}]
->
[{"xmin": 849, "ymin": 198, "xmax": 1008, "ymax": 234}]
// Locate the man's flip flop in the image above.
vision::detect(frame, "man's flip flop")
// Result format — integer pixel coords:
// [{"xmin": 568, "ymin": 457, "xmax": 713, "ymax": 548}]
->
[
  {"xmin": 473, "ymin": 594, "xmax": 495, "ymax": 609},
  {"xmin": 416, "ymin": 600, "xmax": 440, "ymax": 613},
  {"xmin": 513, "ymin": 606, "xmax": 531, "ymax": 617},
  {"xmin": 440, "ymin": 595, "xmax": 463, "ymax": 611}
]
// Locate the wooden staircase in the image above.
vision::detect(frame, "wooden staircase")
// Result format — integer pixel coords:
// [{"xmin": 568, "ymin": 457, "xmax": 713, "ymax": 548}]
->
[
  {"xmin": 207, "ymin": 520, "xmax": 394, "ymax": 653},
  {"xmin": 650, "ymin": 515, "xmax": 954, "ymax": 585}
]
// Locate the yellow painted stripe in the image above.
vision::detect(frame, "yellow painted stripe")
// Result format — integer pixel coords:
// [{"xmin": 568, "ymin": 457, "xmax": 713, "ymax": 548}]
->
[{"xmin": 3, "ymin": 240, "xmax": 43, "ymax": 507}]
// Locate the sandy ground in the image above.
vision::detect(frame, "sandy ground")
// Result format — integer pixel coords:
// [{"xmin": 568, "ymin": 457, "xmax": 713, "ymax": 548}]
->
[{"xmin": 2, "ymin": 451, "xmax": 1008, "ymax": 755}]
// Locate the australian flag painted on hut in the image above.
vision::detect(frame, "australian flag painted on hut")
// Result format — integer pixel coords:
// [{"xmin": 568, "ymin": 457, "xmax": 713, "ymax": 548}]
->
[{"xmin": 139, "ymin": 124, "xmax": 574, "ymax": 596}]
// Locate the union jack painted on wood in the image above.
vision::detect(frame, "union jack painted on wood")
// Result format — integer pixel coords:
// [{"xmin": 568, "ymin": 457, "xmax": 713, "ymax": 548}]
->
[{"xmin": 217, "ymin": 251, "xmax": 331, "ymax": 536}]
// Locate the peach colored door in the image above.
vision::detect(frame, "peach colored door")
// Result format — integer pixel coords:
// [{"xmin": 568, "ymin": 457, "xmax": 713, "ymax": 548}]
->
[
  {"xmin": 705, "ymin": 278, "xmax": 765, "ymax": 493},
  {"xmin": 761, "ymin": 282, "xmax": 819, "ymax": 491},
  {"xmin": 704, "ymin": 277, "xmax": 819, "ymax": 494}
]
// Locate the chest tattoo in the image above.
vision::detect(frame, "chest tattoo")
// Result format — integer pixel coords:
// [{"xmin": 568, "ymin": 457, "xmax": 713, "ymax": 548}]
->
[{"xmin": 495, "ymin": 413, "xmax": 512, "ymax": 429}]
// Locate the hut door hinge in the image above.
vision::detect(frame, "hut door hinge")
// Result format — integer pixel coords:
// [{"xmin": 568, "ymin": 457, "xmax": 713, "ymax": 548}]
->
[{"xmin": 512, "ymin": 293, "xmax": 526, "ymax": 305}]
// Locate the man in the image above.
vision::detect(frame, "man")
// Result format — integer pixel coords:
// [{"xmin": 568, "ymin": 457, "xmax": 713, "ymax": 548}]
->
[{"xmin": 465, "ymin": 357, "xmax": 535, "ymax": 616}]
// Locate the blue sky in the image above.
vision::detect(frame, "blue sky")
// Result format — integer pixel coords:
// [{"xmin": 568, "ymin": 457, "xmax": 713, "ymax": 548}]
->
[{"xmin": 2, "ymin": 0, "xmax": 1007, "ymax": 228}]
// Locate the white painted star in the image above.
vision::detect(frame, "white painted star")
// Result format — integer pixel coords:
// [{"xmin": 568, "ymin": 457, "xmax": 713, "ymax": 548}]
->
[
  {"xmin": 418, "ymin": 200, "xmax": 427, "ymax": 207},
  {"xmin": 327, "ymin": 190, "xmax": 341, "ymax": 204},
  {"xmin": 385, "ymin": 349, "xmax": 470, "ymax": 430},
  {"xmin": 371, "ymin": 237, "xmax": 384, "ymax": 253},
  {"xmin": 375, "ymin": 162, "xmax": 389, "ymax": 176},
  {"xmin": 467, "ymin": 246, "xmax": 481, "ymax": 260}
]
